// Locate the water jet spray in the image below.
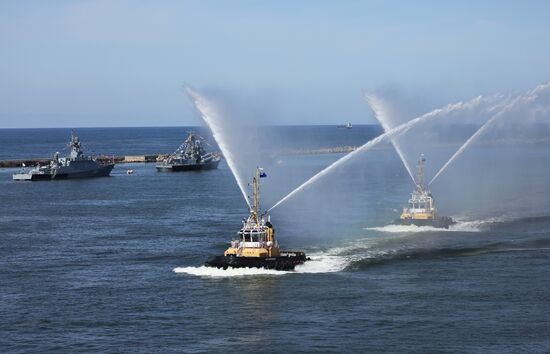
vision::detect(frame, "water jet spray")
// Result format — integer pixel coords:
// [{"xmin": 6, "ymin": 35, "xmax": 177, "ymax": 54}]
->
[
  {"xmin": 268, "ymin": 99, "xmax": 479, "ymax": 212},
  {"xmin": 429, "ymin": 83, "xmax": 550, "ymax": 185},
  {"xmin": 364, "ymin": 93, "xmax": 416, "ymax": 183},
  {"xmin": 185, "ymin": 87, "xmax": 251, "ymax": 209}
]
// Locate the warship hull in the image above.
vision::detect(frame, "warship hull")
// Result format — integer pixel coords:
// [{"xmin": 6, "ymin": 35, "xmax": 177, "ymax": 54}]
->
[
  {"xmin": 397, "ymin": 216, "xmax": 455, "ymax": 229},
  {"xmin": 156, "ymin": 159, "xmax": 220, "ymax": 172},
  {"xmin": 205, "ymin": 252, "xmax": 308, "ymax": 271},
  {"xmin": 13, "ymin": 164, "xmax": 114, "ymax": 181}
]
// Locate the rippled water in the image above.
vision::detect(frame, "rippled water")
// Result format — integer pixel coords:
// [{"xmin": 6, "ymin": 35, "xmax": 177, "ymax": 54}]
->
[{"xmin": 1, "ymin": 127, "xmax": 549, "ymax": 353}]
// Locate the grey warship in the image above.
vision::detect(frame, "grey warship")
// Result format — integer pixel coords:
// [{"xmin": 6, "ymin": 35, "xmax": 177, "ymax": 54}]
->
[
  {"xmin": 156, "ymin": 133, "xmax": 220, "ymax": 172},
  {"xmin": 12, "ymin": 132, "xmax": 115, "ymax": 181}
]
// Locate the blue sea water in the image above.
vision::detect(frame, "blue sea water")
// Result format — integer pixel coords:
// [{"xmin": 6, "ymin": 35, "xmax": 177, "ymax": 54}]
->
[{"xmin": 1, "ymin": 126, "xmax": 549, "ymax": 353}]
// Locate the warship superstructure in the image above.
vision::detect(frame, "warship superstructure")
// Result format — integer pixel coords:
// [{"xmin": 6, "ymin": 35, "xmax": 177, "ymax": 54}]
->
[
  {"xmin": 205, "ymin": 168, "xmax": 309, "ymax": 271},
  {"xmin": 156, "ymin": 133, "xmax": 220, "ymax": 172},
  {"xmin": 397, "ymin": 154, "xmax": 455, "ymax": 229},
  {"xmin": 12, "ymin": 131, "xmax": 114, "ymax": 181}
]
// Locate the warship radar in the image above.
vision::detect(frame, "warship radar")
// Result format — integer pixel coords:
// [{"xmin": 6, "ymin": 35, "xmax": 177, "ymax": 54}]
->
[
  {"xmin": 156, "ymin": 133, "xmax": 220, "ymax": 172},
  {"xmin": 205, "ymin": 168, "xmax": 309, "ymax": 271},
  {"xmin": 12, "ymin": 131, "xmax": 114, "ymax": 181},
  {"xmin": 397, "ymin": 154, "xmax": 455, "ymax": 229}
]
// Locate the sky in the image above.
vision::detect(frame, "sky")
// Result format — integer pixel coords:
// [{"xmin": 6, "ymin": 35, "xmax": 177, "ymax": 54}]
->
[{"xmin": 1, "ymin": 0, "xmax": 550, "ymax": 128}]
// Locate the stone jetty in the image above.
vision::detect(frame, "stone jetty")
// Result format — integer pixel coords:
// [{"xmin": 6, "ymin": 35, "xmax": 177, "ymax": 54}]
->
[{"xmin": 0, "ymin": 147, "xmax": 366, "ymax": 168}]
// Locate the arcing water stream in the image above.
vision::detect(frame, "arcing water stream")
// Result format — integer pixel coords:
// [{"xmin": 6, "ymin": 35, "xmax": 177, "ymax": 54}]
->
[
  {"xmin": 186, "ymin": 82, "xmax": 550, "ymax": 220},
  {"xmin": 429, "ymin": 82, "xmax": 550, "ymax": 185},
  {"xmin": 364, "ymin": 93, "xmax": 415, "ymax": 183},
  {"xmin": 364, "ymin": 92, "xmax": 511, "ymax": 188},
  {"xmin": 185, "ymin": 87, "xmax": 251, "ymax": 209},
  {"xmin": 268, "ymin": 98, "xmax": 489, "ymax": 211}
]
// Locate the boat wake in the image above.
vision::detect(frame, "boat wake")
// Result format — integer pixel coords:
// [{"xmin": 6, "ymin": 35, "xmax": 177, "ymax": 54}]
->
[
  {"xmin": 345, "ymin": 240, "xmax": 550, "ymax": 271},
  {"xmin": 173, "ymin": 251, "xmax": 349, "ymax": 278},
  {"xmin": 295, "ymin": 253, "xmax": 349, "ymax": 273},
  {"xmin": 173, "ymin": 266, "xmax": 290, "ymax": 277},
  {"xmin": 174, "ymin": 214, "xmax": 550, "ymax": 277},
  {"xmin": 364, "ymin": 217, "xmax": 504, "ymax": 233}
]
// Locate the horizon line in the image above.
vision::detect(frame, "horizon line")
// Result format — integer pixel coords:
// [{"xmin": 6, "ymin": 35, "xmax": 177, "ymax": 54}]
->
[{"xmin": 0, "ymin": 123, "xmax": 381, "ymax": 130}]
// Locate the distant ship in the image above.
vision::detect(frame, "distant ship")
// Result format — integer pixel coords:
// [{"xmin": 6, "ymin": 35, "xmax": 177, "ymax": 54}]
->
[
  {"xmin": 205, "ymin": 168, "xmax": 309, "ymax": 271},
  {"xmin": 156, "ymin": 133, "xmax": 220, "ymax": 172},
  {"xmin": 337, "ymin": 122, "xmax": 353, "ymax": 129},
  {"xmin": 396, "ymin": 154, "xmax": 455, "ymax": 229},
  {"xmin": 12, "ymin": 131, "xmax": 114, "ymax": 181}
]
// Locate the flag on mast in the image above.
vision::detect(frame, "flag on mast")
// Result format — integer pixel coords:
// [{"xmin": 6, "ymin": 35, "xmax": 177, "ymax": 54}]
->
[{"xmin": 258, "ymin": 167, "xmax": 267, "ymax": 178}]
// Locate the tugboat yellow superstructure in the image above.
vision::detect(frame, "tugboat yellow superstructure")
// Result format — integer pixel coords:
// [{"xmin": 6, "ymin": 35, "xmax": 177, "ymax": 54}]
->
[
  {"xmin": 205, "ymin": 168, "xmax": 308, "ymax": 271},
  {"xmin": 397, "ymin": 154, "xmax": 455, "ymax": 229}
]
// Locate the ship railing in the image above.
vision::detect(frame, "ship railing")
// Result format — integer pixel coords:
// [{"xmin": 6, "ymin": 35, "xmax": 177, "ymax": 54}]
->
[{"xmin": 241, "ymin": 242, "xmax": 262, "ymax": 248}]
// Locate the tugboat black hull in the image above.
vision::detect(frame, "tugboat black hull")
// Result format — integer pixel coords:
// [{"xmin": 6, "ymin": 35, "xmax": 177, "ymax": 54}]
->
[
  {"xmin": 397, "ymin": 216, "xmax": 455, "ymax": 229},
  {"xmin": 205, "ymin": 252, "xmax": 308, "ymax": 271},
  {"xmin": 156, "ymin": 159, "xmax": 220, "ymax": 172}
]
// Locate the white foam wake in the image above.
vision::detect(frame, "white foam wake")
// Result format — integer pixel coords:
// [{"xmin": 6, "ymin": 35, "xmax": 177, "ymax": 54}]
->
[
  {"xmin": 173, "ymin": 266, "xmax": 289, "ymax": 277},
  {"xmin": 366, "ymin": 224, "xmax": 452, "ymax": 233},
  {"xmin": 364, "ymin": 217, "xmax": 505, "ymax": 233},
  {"xmin": 295, "ymin": 253, "xmax": 349, "ymax": 273},
  {"xmin": 173, "ymin": 252, "xmax": 349, "ymax": 278}
]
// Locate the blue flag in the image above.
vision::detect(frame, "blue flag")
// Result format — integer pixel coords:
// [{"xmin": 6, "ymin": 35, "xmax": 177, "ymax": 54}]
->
[{"xmin": 259, "ymin": 168, "xmax": 267, "ymax": 178}]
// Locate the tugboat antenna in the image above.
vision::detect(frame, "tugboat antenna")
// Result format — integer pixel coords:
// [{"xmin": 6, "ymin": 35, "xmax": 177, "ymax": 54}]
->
[
  {"xmin": 251, "ymin": 168, "xmax": 260, "ymax": 223},
  {"xmin": 415, "ymin": 154, "xmax": 426, "ymax": 192}
]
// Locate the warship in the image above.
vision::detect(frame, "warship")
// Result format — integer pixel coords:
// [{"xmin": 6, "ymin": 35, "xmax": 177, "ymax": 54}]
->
[
  {"xmin": 12, "ymin": 131, "xmax": 114, "ymax": 181},
  {"xmin": 205, "ymin": 168, "xmax": 309, "ymax": 271},
  {"xmin": 156, "ymin": 133, "xmax": 220, "ymax": 172},
  {"xmin": 397, "ymin": 154, "xmax": 455, "ymax": 229}
]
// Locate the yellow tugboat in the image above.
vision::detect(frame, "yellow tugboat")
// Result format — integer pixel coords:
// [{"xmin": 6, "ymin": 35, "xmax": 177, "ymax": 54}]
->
[
  {"xmin": 397, "ymin": 154, "xmax": 455, "ymax": 229},
  {"xmin": 205, "ymin": 168, "xmax": 309, "ymax": 271}
]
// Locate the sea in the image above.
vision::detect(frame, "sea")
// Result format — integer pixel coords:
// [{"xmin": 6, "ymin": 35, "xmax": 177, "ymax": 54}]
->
[{"xmin": 1, "ymin": 126, "xmax": 549, "ymax": 353}]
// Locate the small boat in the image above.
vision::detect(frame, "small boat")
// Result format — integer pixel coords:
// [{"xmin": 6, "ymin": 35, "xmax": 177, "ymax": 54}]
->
[
  {"xmin": 126, "ymin": 169, "xmax": 134, "ymax": 175},
  {"xmin": 337, "ymin": 122, "xmax": 353, "ymax": 129},
  {"xmin": 396, "ymin": 154, "xmax": 455, "ymax": 229},
  {"xmin": 156, "ymin": 133, "xmax": 220, "ymax": 172},
  {"xmin": 205, "ymin": 168, "xmax": 309, "ymax": 271},
  {"xmin": 12, "ymin": 131, "xmax": 114, "ymax": 181}
]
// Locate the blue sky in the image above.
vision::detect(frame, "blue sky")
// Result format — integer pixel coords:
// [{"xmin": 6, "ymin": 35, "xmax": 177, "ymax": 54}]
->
[{"xmin": 1, "ymin": 0, "xmax": 549, "ymax": 128}]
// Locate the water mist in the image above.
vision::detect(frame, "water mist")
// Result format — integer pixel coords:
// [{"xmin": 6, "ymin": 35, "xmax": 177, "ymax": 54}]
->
[{"xmin": 185, "ymin": 87, "xmax": 251, "ymax": 208}]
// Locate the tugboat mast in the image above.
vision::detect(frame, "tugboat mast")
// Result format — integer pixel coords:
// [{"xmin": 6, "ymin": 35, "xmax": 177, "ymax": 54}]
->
[
  {"xmin": 250, "ymin": 168, "xmax": 261, "ymax": 224},
  {"xmin": 415, "ymin": 154, "xmax": 426, "ymax": 192}
]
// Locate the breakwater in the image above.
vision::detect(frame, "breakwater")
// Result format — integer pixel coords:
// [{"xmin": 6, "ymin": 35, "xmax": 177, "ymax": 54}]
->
[{"xmin": 0, "ymin": 146, "xmax": 367, "ymax": 168}]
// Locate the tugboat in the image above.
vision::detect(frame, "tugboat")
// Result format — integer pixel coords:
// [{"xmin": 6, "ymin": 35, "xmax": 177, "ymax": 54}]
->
[
  {"xmin": 12, "ymin": 131, "xmax": 114, "ymax": 181},
  {"xmin": 156, "ymin": 133, "xmax": 220, "ymax": 172},
  {"xmin": 397, "ymin": 154, "xmax": 455, "ymax": 229},
  {"xmin": 205, "ymin": 168, "xmax": 309, "ymax": 271}
]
